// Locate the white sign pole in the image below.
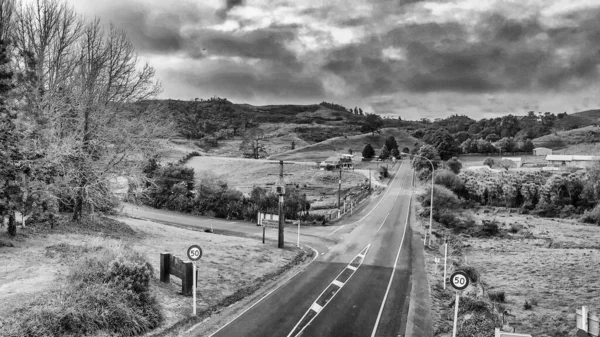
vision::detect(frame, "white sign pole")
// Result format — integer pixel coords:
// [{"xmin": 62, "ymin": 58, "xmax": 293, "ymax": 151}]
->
[
  {"xmin": 452, "ymin": 292, "xmax": 459, "ymax": 337},
  {"xmin": 297, "ymin": 221, "xmax": 300, "ymax": 248},
  {"xmin": 192, "ymin": 262, "xmax": 197, "ymax": 315},
  {"xmin": 443, "ymin": 243, "xmax": 448, "ymax": 290}
]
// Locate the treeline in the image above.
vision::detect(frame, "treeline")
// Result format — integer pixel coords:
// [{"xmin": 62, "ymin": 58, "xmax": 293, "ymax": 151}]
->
[{"xmin": 135, "ymin": 160, "xmax": 316, "ymax": 222}]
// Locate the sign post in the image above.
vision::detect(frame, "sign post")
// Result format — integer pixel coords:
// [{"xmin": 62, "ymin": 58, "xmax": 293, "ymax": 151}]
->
[
  {"xmin": 187, "ymin": 245, "xmax": 203, "ymax": 316},
  {"xmin": 450, "ymin": 270, "xmax": 470, "ymax": 337},
  {"xmin": 439, "ymin": 241, "xmax": 453, "ymax": 289},
  {"xmin": 297, "ymin": 220, "xmax": 300, "ymax": 248}
]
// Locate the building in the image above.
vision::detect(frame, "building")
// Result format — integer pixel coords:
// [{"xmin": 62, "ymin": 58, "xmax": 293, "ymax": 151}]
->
[
  {"xmin": 545, "ymin": 155, "xmax": 600, "ymax": 168},
  {"xmin": 533, "ymin": 147, "xmax": 552, "ymax": 156},
  {"xmin": 319, "ymin": 154, "xmax": 354, "ymax": 171}
]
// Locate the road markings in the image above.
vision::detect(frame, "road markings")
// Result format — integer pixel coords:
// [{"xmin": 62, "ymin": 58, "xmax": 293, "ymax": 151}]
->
[
  {"xmin": 328, "ymin": 162, "xmax": 404, "ymax": 236},
  {"xmin": 202, "ymin": 245, "xmax": 320, "ymax": 337},
  {"xmin": 287, "ymin": 244, "xmax": 371, "ymax": 337},
  {"xmin": 370, "ymin": 197, "xmax": 412, "ymax": 337},
  {"xmin": 377, "ymin": 212, "xmax": 391, "ymax": 232}
]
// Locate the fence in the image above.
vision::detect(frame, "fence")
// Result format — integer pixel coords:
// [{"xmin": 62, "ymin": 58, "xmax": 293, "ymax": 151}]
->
[{"xmin": 577, "ymin": 306, "xmax": 600, "ymax": 336}]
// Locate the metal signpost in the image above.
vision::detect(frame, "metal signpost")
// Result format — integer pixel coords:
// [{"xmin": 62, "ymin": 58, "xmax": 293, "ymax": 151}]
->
[
  {"xmin": 439, "ymin": 241, "xmax": 454, "ymax": 289},
  {"xmin": 187, "ymin": 245, "xmax": 203, "ymax": 315},
  {"xmin": 450, "ymin": 270, "xmax": 469, "ymax": 337}
]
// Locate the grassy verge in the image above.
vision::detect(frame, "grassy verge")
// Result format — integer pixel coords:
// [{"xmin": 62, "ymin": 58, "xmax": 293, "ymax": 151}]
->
[{"xmin": 416, "ymin": 195, "xmax": 600, "ymax": 336}]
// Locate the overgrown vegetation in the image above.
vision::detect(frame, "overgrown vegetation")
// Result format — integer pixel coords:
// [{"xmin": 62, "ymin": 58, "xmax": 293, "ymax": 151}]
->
[{"xmin": 1, "ymin": 246, "xmax": 161, "ymax": 337}]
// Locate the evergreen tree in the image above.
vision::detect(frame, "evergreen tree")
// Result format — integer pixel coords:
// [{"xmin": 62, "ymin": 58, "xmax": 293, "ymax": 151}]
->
[
  {"xmin": 359, "ymin": 108, "xmax": 363, "ymax": 115},
  {"xmin": 379, "ymin": 145, "xmax": 390, "ymax": 159},
  {"xmin": 0, "ymin": 39, "xmax": 23, "ymax": 236},
  {"xmin": 354, "ymin": 107, "xmax": 358, "ymax": 114},
  {"xmin": 362, "ymin": 144, "xmax": 375, "ymax": 159}
]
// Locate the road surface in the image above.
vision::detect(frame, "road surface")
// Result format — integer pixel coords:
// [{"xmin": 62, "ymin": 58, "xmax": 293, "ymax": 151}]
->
[{"xmin": 191, "ymin": 160, "xmax": 415, "ymax": 337}]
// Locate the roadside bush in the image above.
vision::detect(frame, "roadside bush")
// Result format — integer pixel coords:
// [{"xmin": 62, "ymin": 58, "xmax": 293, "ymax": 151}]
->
[
  {"xmin": 3, "ymin": 248, "xmax": 161, "ymax": 337},
  {"xmin": 419, "ymin": 184, "xmax": 461, "ymax": 210},
  {"xmin": 380, "ymin": 166, "xmax": 389, "ymax": 178},
  {"xmin": 488, "ymin": 291, "xmax": 506, "ymax": 303},
  {"xmin": 456, "ymin": 266, "xmax": 479, "ymax": 283},
  {"xmin": 178, "ymin": 151, "xmax": 201, "ymax": 165},
  {"xmin": 458, "ymin": 312, "xmax": 496, "ymax": 337},
  {"xmin": 581, "ymin": 204, "xmax": 600, "ymax": 224},
  {"xmin": 434, "ymin": 170, "xmax": 464, "ymax": 193}
]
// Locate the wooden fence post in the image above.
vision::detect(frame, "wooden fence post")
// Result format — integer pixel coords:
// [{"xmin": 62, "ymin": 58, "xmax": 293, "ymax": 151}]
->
[
  {"xmin": 160, "ymin": 253, "xmax": 171, "ymax": 283},
  {"xmin": 182, "ymin": 261, "xmax": 194, "ymax": 296}
]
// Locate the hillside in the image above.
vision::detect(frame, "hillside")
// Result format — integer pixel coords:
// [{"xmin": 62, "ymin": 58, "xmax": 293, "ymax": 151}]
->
[
  {"xmin": 532, "ymin": 125, "xmax": 600, "ymax": 150},
  {"xmin": 269, "ymin": 128, "xmax": 422, "ymax": 162}
]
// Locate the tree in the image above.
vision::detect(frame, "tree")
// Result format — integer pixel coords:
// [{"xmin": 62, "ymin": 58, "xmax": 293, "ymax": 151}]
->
[
  {"xmin": 485, "ymin": 133, "xmax": 500, "ymax": 142},
  {"xmin": 360, "ymin": 113, "xmax": 383, "ymax": 136},
  {"xmin": 468, "ymin": 124, "xmax": 481, "ymax": 134},
  {"xmin": 358, "ymin": 108, "xmax": 363, "ymax": 115},
  {"xmin": 291, "ymin": 140, "xmax": 295, "ymax": 150},
  {"xmin": 412, "ymin": 145, "xmax": 441, "ymax": 171},
  {"xmin": 497, "ymin": 137, "xmax": 516, "ymax": 152},
  {"xmin": 362, "ymin": 143, "xmax": 375, "ymax": 159},
  {"xmin": 402, "ymin": 147, "xmax": 410, "ymax": 155},
  {"xmin": 0, "ymin": 37, "xmax": 23, "ymax": 236},
  {"xmin": 483, "ymin": 157, "xmax": 495, "ymax": 168},
  {"xmin": 522, "ymin": 139, "xmax": 534, "ymax": 153},
  {"xmin": 385, "ymin": 136, "xmax": 398, "ymax": 151},
  {"xmin": 446, "ymin": 157, "xmax": 463, "ymax": 174},
  {"xmin": 240, "ymin": 128, "xmax": 266, "ymax": 159},
  {"xmin": 379, "ymin": 145, "xmax": 390, "ymax": 159},
  {"xmin": 390, "ymin": 148, "xmax": 399, "ymax": 158},
  {"xmin": 354, "ymin": 107, "xmax": 358, "ymax": 114},
  {"xmin": 499, "ymin": 159, "xmax": 516, "ymax": 171}
]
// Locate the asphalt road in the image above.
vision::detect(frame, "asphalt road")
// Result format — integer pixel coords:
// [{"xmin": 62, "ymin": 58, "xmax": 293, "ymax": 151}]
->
[{"xmin": 199, "ymin": 161, "xmax": 415, "ymax": 337}]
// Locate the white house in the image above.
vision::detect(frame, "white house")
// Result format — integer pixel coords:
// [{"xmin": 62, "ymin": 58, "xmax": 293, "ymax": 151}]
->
[
  {"xmin": 545, "ymin": 155, "xmax": 600, "ymax": 168},
  {"xmin": 533, "ymin": 147, "xmax": 552, "ymax": 156}
]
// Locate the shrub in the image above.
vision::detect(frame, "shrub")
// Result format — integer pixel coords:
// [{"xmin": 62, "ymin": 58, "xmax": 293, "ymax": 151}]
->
[
  {"xmin": 380, "ymin": 166, "xmax": 389, "ymax": 178},
  {"xmin": 524, "ymin": 300, "xmax": 532, "ymax": 310},
  {"xmin": 446, "ymin": 157, "xmax": 463, "ymax": 174},
  {"xmin": 483, "ymin": 157, "xmax": 495, "ymax": 168},
  {"xmin": 488, "ymin": 291, "xmax": 506, "ymax": 303},
  {"xmin": 420, "ymin": 184, "xmax": 461, "ymax": 210},
  {"xmin": 581, "ymin": 204, "xmax": 600, "ymax": 224},
  {"xmin": 456, "ymin": 266, "xmax": 479, "ymax": 283},
  {"xmin": 362, "ymin": 144, "xmax": 375, "ymax": 159},
  {"xmin": 434, "ymin": 169, "xmax": 464, "ymax": 193},
  {"xmin": 3, "ymin": 248, "xmax": 161, "ymax": 337},
  {"xmin": 458, "ymin": 312, "xmax": 496, "ymax": 337},
  {"xmin": 481, "ymin": 220, "xmax": 500, "ymax": 236}
]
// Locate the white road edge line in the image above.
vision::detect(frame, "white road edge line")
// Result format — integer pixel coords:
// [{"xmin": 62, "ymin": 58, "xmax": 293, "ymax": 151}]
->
[
  {"xmin": 201, "ymin": 245, "xmax": 320, "ymax": 337},
  {"xmin": 370, "ymin": 184, "xmax": 412, "ymax": 337},
  {"xmin": 287, "ymin": 244, "xmax": 371, "ymax": 337},
  {"xmin": 328, "ymin": 162, "xmax": 404, "ymax": 236}
]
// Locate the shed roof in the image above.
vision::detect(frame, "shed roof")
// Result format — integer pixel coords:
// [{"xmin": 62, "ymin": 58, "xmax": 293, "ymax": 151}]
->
[{"xmin": 546, "ymin": 155, "xmax": 573, "ymax": 161}]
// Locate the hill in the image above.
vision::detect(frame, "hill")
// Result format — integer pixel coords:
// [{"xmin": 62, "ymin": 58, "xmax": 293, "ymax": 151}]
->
[
  {"xmin": 269, "ymin": 128, "xmax": 422, "ymax": 162},
  {"xmin": 532, "ymin": 125, "xmax": 600, "ymax": 150}
]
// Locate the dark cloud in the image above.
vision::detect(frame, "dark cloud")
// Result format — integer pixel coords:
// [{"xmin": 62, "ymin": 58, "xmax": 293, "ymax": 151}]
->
[
  {"xmin": 320, "ymin": 8, "xmax": 600, "ymax": 96},
  {"xmin": 216, "ymin": 0, "xmax": 245, "ymax": 19}
]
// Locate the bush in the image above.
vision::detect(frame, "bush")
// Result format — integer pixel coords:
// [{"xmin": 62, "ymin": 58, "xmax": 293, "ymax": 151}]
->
[
  {"xmin": 419, "ymin": 184, "xmax": 461, "ymax": 210},
  {"xmin": 481, "ymin": 220, "xmax": 500, "ymax": 236},
  {"xmin": 380, "ymin": 166, "xmax": 389, "ymax": 178},
  {"xmin": 434, "ymin": 169, "xmax": 464, "ymax": 193},
  {"xmin": 524, "ymin": 300, "xmax": 533, "ymax": 310},
  {"xmin": 456, "ymin": 266, "xmax": 479, "ymax": 283},
  {"xmin": 488, "ymin": 291, "xmax": 506, "ymax": 303},
  {"xmin": 483, "ymin": 157, "xmax": 495, "ymax": 168},
  {"xmin": 446, "ymin": 157, "xmax": 463, "ymax": 174},
  {"xmin": 581, "ymin": 204, "xmax": 600, "ymax": 224},
  {"xmin": 458, "ymin": 312, "xmax": 496, "ymax": 337},
  {"xmin": 3, "ymin": 248, "xmax": 161, "ymax": 337}
]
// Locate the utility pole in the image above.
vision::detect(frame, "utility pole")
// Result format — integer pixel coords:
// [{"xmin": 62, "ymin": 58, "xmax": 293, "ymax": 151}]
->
[
  {"xmin": 338, "ymin": 160, "xmax": 342, "ymax": 217},
  {"xmin": 278, "ymin": 160, "xmax": 285, "ymax": 249}
]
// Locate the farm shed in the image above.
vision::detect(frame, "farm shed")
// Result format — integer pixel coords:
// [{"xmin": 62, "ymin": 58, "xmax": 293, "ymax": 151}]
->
[
  {"xmin": 533, "ymin": 147, "xmax": 552, "ymax": 156},
  {"xmin": 319, "ymin": 154, "xmax": 354, "ymax": 171},
  {"xmin": 545, "ymin": 155, "xmax": 600, "ymax": 168}
]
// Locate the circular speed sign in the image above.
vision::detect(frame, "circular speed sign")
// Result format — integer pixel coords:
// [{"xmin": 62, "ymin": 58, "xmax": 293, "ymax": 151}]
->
[
  {"xmin": 187, "ymin": 245, "xmax": 203, "ymax": 261},
  {"xmin": 450, "ymin": 271, "xmax": 469, "ymax": 291}
]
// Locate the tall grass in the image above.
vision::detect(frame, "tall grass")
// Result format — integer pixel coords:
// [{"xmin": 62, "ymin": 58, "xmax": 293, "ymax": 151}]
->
[{"xmin": 1, "ymin": 246, "xmax": 162, "ymax": 337}]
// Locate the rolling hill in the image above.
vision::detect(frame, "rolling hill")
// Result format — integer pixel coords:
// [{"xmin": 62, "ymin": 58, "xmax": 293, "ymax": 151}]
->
[
  {"xmin": 532, "ymin": 125, "xmax": 600, "ymax": 151},
  {"xmin": 269, "ymin": 128, "xmax": 422, "ymax": 162}
]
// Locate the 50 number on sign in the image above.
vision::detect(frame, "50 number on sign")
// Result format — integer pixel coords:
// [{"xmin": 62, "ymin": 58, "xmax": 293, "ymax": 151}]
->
[
  {"xmin": 450, "ymin": 271, "xmax": 469, "ymax": 291},
  {"xmin": 187, "ymin": 245, "xmax": 203, "ymax": 261}
]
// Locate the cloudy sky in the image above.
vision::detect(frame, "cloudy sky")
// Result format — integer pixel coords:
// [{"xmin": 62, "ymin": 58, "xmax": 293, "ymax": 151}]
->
[{"xmin": 67, "ymin": 0, "xmax": 600, "ymax": 120}]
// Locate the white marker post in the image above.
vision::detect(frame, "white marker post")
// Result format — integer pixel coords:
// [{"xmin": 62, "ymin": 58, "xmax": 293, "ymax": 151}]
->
[
  {"xmin": 187, "ymin": 245, "xmax": 203, "ymax": 316},
  {"xmin": 450, "ymin": 271, "xmax": 470, "ymax": 337},
  {"xmin": 297, "ymin": 220, "xmax": 300, "ymax": 248},
  {"xmin": 444, "ymin": 243, "xmax": 448, "ymax": 289}
]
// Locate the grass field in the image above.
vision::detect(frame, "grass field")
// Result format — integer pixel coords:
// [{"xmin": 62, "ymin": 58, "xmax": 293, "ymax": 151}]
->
[
  {"xmin": 185, "ymin": 156, "xmax": 374, "ymax": 210},
  {"xmin": 419, "ymin": 204, "xmax": 600, "ymax": 337},
  {"xmin": 533, "ymin": 126, "xmax": 600, "ymax": 150},
  {"xmin": 0, "ymin": 216, "xmax": 301, "ymax": 336},
  {"xmin": 269, "ymin": 128, "xmax": 422, "ymax": 162}
]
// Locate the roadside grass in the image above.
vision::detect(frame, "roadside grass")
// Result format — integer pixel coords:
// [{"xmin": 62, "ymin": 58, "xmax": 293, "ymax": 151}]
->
[
  {"xmin": 419, "ymin": 203, "xmax": 600, "ymax": 337},
  {"xmin": 0, "ymin": 215, "xmax": 304, "ymax": 337}
]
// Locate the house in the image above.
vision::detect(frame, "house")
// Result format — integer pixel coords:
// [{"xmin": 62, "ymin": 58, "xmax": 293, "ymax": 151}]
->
[
  {"xmin": 545, "ymin": 155, "xmax": 600, "ymax": 168},
  {"xmin": 533, "ymin": 147, "xmax": 552, "ymax": 156},
  {"xmin": 319, "ymin": 154, "xmax": 354, "ymax": 171}
]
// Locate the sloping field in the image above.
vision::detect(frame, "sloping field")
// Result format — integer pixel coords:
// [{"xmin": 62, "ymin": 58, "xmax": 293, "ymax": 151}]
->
[
  {"xmin": 533, "ymin": 126, "xmax": 600, "ymax": 149},
  {"xmin": 269, "ymin": 128, "xmax": 422, "ymax": 162}
]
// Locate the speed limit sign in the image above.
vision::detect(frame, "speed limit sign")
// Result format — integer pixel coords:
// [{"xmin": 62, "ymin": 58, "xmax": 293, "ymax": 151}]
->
[
  {"xmin": 187, "ymin": 245, "xmax": 203, "ymax": 261},
  {"xmin": 450, "ymin": 271, "xmax": 469, "ymax": 291}
]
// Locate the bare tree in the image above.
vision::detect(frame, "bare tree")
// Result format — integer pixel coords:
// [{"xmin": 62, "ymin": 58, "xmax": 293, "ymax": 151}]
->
[
  {"xmin": 240, "ymin": 128, "xmax": 266, "ymax": 159},
  {"xmin": 0, "ymin": 0, "xmax": 15, "ymax": 42}
]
